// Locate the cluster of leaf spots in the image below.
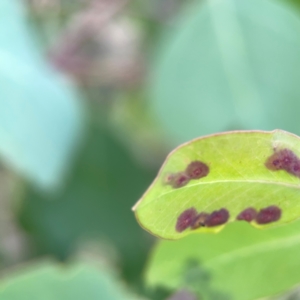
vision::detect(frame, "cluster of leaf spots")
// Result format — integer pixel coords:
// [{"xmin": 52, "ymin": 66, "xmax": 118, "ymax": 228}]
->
[
  {"xmin": 265, "ymin": 148, "xmax": 300, "ymax": 177},
  {"xmin": 237, "ymin": 206, "xmax": 281, "ymax": 224},
  {"xmin": 165, "ymin": 161, "xmax": 209, "ymax": 189},
  {"xmin": 176, "ymin": 208, "xmax": 229, "ymax": 232},
  {"xmin": 176, "ymin": 205, "xmax": 282, "ymax": 232}
]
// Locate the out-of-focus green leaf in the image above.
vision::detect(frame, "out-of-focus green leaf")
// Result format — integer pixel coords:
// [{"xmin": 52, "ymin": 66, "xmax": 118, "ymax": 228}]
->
[
  {"xmin": 281, "ymin": 0, "xmax": 300, "ymax": 11},
  {"xmin": 151, "ymin": 0, "xmax": 300, "ymax": 144},
  {"xmin": 0, "ymin": 261, "xmax": 141, "ymax": 300},
  {"xmin": 0, "ymin": 0, "xmax": 82, "ymax": 188},
  {"xmin": 134, "ymin": 130, "xmax": 300, "ymax": 239},
  {"xmin": 19, "ymin": 120, "xmax": 155, "ymax": 281},
  {"xmin": 110, "ymin": 93, "xmax": 167, "ymax": 166},
  {"xmin": 146, "ymin": 220, "xmax": 300, "ymax": 300}
]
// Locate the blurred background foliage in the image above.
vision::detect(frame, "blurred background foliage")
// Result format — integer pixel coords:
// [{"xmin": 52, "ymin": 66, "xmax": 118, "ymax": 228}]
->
[{"xmin": 1, "ymin": 0, "xmax": 300, "ymax": 299}]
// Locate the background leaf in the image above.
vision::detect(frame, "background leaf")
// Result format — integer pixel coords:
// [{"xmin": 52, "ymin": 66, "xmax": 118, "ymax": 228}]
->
[
  {"xmin": 134, "ymin": 130, "xmax": 300, "ymax": 239},
  {"xmin": 146, "ymin": 220, "xmax": 300, "ymax": 300},
  {"xmin": 19, "ymin": 119, "xmax": 155, "ymax": 282},
  {"xmin": 0, "ymin": 0, "xmax": 83, "ymax": 188},
  {"xmin": 150, "ymin": 0, "xmax": 300, "ymax": 144},
  {"xmin": 0, "ymin": 260, "xmax": 141, "ymax": 300}
]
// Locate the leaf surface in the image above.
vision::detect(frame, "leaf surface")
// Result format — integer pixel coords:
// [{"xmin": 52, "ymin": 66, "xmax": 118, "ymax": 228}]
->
[
  {"xmin": 133, "ymin": 130, "xmax": 300, "ymax": 239},
  {"xmin": 145, "ymin": 220, "xmax": 300, "ymax": 300},
  {"xmin": 0, "ymin": 0, "xmax": 83, "ymax": 188},
  {"xmin": 0, "ymin": 261, "xmax": 141, "ymax": 300},
  {"xmin": 150, "ymin": 0, "xmax": 300, "ymax": 144},
  {"xmin": 19, "ymin": 120, "xmax": 155, "ymax": 281}
]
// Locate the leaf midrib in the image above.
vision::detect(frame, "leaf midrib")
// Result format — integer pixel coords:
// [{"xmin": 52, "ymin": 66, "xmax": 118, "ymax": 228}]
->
[{"xmin": 149, "ymin": 179, "xmax": 300, "ymax": 203}]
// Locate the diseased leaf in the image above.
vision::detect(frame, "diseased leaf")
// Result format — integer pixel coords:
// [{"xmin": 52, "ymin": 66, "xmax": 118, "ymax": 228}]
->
[
  {"xmin": 133, "ymin": 130, "xmax": 300, "ymax": 239},
  {"xmin": 145, "ymin": 220, "xmax": 300, "ymax": 300}
]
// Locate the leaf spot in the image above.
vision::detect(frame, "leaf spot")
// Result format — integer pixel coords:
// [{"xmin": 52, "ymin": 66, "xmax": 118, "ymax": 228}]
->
[
  {"xmin": 185, "ymin": 161, "xmax": 209, "ymax": 180},
  {"xmin": 265, "ymin": 148, "xmax": 300, "ymax": 177},
  {"xmin": 205, "ymin": 208, "xmax": 229, "ymax": 227},
  {"xmin": 236, "ymin": 207, "xmax": 257, "ymax": 222},
  {"xmin": 165, "ymin": 172, "xmax": 190, "ymax": 189},
  {"xmin": 256, "ymin": 206, "xmax": 281, "ymax": 224},
  {"xmin": 164, "ymin": 160, "xmax": 209, "ymax": 189},
  {"xmin": 176, "ymin": 208, "xmax": 197, "ymax": 232}
]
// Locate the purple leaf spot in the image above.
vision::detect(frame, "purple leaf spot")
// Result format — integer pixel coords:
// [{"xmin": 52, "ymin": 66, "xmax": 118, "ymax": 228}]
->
[
  {"xmin": 256, "ymin": 206, "xmax": 281, "ymax": 224},
  {"xmin": 171, "ymin": 172, "xmax": 190, "ymax": 188},
  {"xmin": 265, "ymin": 149, "xmax": 300, "ymax": 177},
  {"xmin": 185, "ymin": 161, "xmax": 209, "ymax": 180},
  {"xmin": 237, "ymin": 208, "xmax": 257, "ymax": 222},
  {"xmin": 164, "ymin": 172, "xmax": 190, "ymax": 188},
  {"xmin": 205, "ymin": 208, "xmax": 229, "ymax": 227},
  {"xmin": 176, "ymin": 208, "xmax": 197, "ymax": 232}
]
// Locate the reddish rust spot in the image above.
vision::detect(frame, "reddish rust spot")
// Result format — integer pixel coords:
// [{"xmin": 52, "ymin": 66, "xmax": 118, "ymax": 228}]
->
[
  {"xmin": 205, "ymin": 208, "xmax": 229, "ymax": 227},
  {"xmin": 265, "ymin": 148, "xmax": 300, "ymax": 177},
  {"xmin": 164, "ymin": 172, "xmax": 190, "ymax": 188},
  {"xmin": 185, "ymin": 161, "xmax": 209, "ymax": 180},
  {"xmin": 176, "ymin": 208, "xmax": 197, "ymax": 232},
  {"xmin": 256, "ymin": 206, "xmax": 281, "ymax": 224},
  {"xmin": 170, "ymin": 172, "xmax": 190, "ymax": 188},
  {"xmin": 237, "ymin": 208, "xmax": 257, "ymax": 222},
  {"xmin": 191, "ymin": 212, "xmax": 209, "ymax": 229},
  {"xmin": 165, "ymin": 160, "xmax": 209, "ymax": 188}
]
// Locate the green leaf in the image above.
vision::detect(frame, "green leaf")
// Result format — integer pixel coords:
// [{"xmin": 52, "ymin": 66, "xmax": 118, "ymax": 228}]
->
[
  {"xmin": 0, "ymin": 0, "xmax": 83, "ymax": 188},
  {"xmin": 0, "ymin": 261, "xmax": 141, "ymax": 300},
  {"xmin": 145, "ymin": 220, "xmax": 300, "ymax": 300},
  {"xmin": 19, "ymin": 120, "xmax": 155, "ymax": 282},
  {"xmin": 133, "ymin": 130, "xmax": 300, "ymax": 239},
  {"xmin": 150, "ymin": 0, "xmax": 300, "ymax": 144}
]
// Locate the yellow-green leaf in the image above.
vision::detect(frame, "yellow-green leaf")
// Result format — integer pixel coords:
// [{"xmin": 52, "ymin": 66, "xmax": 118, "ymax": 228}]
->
[
  {"xmin": 145, "ymin": 221, "xmax": 300, "ymax": 300},
  {"xmin": 133, "ymin": 130, "xmax": 300, "ymax": 239}
]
